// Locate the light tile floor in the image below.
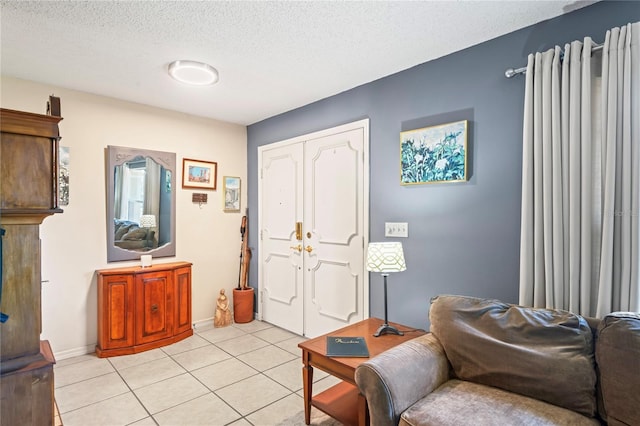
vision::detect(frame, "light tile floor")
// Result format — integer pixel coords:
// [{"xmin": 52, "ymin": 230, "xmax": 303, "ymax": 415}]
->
[{"xmin": 55, "ymin": 321, "xmax": 343, "ymax": 426}]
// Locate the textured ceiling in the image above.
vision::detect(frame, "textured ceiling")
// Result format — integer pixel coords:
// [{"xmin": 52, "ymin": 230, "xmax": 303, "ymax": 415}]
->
[{"xmin": 1, "ymin": 1, "xmax": 594, "ymax": 125}]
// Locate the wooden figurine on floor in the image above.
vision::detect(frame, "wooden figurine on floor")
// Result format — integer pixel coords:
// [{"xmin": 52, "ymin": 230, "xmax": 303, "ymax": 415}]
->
[{"xmin": 214, "ymin": 289, "xmax": 232, "ymax": 327}]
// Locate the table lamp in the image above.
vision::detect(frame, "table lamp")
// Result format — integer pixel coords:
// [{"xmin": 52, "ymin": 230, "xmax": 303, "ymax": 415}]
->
[{"xmin": 366, "ymin": 242, "xmax": 406, "ymax": 337}]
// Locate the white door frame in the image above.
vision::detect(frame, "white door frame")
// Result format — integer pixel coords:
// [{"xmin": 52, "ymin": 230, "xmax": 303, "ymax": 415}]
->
[{"xmin": 257, "ymin": 118, "xmax": 370, "ymax": 325}]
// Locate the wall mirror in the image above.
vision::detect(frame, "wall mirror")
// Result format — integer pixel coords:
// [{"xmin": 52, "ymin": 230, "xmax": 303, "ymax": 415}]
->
[{"xmin": 106, "ymin": 145, "xmax": 176, "ymax": 262}]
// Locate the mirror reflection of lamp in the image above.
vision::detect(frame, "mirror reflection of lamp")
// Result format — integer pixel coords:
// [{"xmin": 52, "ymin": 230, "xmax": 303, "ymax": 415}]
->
[
  {"xmin": 139, "ymin": 214, "xmax": 156, "ymax": 228},
  {"xmin": 139, "ymin": 214, "xmax": 157, "ymax": 249}
]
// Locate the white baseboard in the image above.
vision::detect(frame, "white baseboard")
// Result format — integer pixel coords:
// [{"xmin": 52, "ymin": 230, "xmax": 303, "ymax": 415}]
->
[
  {"xmin": 193, "ymin": 317, "xmax": 214, "ymax": 331},
  {"xmin": 54, "ymin": 344, "xmax": 96, "ymax": 361},
  {"xmin": 53, "ymin": 319, "xmax": 219, "ymax": 360}
]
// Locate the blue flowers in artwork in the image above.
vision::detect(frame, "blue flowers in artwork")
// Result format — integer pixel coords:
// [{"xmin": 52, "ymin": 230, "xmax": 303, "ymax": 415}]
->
[{"xmin": 401, "ymin": 121, "xmax": 467, "ymax": 184}]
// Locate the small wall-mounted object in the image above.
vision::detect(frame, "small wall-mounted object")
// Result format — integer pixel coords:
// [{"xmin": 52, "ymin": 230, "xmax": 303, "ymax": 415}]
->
[
  {"xmin": 385, "ymin": 222, "xmax": 409, "ymax": 238},
  {"xmin": 192, "ymin": 193, "xmax": 207, "ymax": 204}
]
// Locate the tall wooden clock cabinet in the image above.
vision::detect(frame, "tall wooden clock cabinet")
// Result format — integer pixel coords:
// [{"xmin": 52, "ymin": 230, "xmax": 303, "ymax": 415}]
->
[{"xmin": 0, "ymin": 107, "xmax": 63, "ymax": 425}]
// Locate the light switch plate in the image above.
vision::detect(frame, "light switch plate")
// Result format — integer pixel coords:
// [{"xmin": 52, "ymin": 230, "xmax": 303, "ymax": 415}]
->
[{"xmin": 385, "ymin": 222, "xmax": 408, "ymax": 238}]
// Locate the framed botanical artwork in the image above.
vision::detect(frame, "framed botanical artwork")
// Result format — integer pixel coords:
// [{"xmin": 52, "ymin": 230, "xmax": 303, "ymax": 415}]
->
[
  {"xmin": 182, "ymin": 158, "xmax": 217, "ymax": 190},
  {"xmin": 400, "ymin": 120, "xmax": 468, "ymax": 185},
  {"xmin": 223, "ymin": 176, "xmax": 241, "ymax": 212}
]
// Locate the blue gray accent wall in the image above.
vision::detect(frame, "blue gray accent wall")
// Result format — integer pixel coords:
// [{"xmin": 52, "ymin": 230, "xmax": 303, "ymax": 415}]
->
[{"xmin": 247, "ymin": 1, "xmax": 640, "ymax": 331}]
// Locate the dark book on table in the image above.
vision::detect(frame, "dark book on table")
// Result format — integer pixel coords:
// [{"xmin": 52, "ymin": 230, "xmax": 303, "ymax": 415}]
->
[{"xmin": 326, "ymin": 336, "xmax": 369, "ymax": 357}]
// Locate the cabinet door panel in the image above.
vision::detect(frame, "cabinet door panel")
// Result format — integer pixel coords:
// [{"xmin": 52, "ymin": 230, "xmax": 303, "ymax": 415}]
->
[
  {"xmin": 0, "ymin": 224, "xmax": 41, "ymax": 361},
  {"xmin": 98, "ymin": 275, "xmax": 134, "ymax": 350},
  {"xmin": 135, "ymin": 271, "xmax": 173, "ymax": 345},
  {"xmin": 174, "ymin": 266, "xmax": 192, "ymax": 335},
  {"xmin": 1, "ymin": 135, "xmax": 54, "ymax": 210}
]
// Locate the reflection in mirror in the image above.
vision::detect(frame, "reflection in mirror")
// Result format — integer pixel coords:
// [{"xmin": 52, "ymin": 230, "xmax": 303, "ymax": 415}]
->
[{"xmin": 107, "ymin": 146, "xmax": 176, "ymax": 262}]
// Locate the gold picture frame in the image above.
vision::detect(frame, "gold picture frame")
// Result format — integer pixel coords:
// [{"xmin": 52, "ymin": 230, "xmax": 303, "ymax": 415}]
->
[{"xmin": 182, "ymin": 158, "xmax": 217, "ymax": 190}]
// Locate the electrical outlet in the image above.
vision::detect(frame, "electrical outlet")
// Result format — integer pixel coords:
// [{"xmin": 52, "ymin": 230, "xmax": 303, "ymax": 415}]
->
[{"xmin": 385, "ymin": 222, "xmax": 408, "ymax": 238}]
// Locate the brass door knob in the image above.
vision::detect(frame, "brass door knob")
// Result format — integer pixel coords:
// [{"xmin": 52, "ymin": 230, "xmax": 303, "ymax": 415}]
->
[
  {"xmin": 304, "ymin": 245, "xmax": 313, "ymax": 253},
  {"xmin": 290, "ymin": 245, "xmax": 302, "ymax": 252}
]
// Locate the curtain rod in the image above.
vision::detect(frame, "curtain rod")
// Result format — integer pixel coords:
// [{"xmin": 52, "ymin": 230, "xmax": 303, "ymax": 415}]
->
[{"xmin": 505, "ymin": 43, "xmax": 603, "ymax": 78}]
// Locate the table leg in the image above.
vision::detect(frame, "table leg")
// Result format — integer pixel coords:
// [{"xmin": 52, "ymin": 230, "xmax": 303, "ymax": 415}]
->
[
  {"xmin": 302, "ymin": 363, "xmax": 313, "ymax": 425},
  {"xmin": 358, "ymin": 392, "xmax": 369, "ymax": 426}
]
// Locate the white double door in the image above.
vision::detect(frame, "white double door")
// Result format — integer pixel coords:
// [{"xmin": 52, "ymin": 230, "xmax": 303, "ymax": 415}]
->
[{"xmin": 258, "ymin": 119, "xmax": 369, "ymax": 338}]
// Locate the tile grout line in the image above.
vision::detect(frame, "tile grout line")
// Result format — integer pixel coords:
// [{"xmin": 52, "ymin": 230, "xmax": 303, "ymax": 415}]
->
[
  {"xmin": 107, "ymin": 356, "xmax": 159, "ymax": 425},
  {"xmin": 57, "ymin": 322, "xmax": 310, "ymax": 426},
  {"xmin": 205, "ymin": 325, "xmax": 307, "ymax": 425},
  {"xmin": 194, "ymin": 327, "xmax": 300, "ymax": 426},
  {"xmin": 176, "ymin": 341, "xmax": 246, "ymax": 426}
]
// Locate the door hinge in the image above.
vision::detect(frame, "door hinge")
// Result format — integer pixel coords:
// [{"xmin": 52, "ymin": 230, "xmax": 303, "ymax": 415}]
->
[{"xmin": 260, "ymin": 230, "xmax": 263, "ymax": 240}]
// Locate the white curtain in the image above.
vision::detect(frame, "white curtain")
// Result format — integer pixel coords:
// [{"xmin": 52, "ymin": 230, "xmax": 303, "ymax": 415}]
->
[
  {"xmin": 144, "ymin": 158, "xmax": 161, "ymax": 233},
  {"xmin": 113, "ymin": 165, "xmax": 123, "ymax": 220},
  {"xmin": 519, "ymin": 22, "xmax": 640, "ymax": 317}
]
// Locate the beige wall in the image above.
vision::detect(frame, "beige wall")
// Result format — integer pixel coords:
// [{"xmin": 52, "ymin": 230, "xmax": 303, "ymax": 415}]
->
[{"xmin": 1, "ymin": 76, "xmax": 247, "ymax": 358}]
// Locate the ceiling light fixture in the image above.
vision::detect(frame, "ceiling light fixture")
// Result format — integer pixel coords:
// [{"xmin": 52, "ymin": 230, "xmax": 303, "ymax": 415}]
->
[{"xmin": 168, "ymin": 60, "xmax": 219, "ymax": 86}]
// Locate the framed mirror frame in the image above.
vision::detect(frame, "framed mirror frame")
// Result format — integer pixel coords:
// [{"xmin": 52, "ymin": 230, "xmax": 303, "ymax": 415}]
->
[{"xmin": 106, "ymin": 145, "xmax": 176, "ymax": 262}]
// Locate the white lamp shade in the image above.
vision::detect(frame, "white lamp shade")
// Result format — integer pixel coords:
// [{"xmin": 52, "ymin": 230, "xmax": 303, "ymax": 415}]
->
[
  {"xmin": 139, "ymin": 214, "xmax": 156, "ymax": 228},
  {"xmin": 366, "ymin": 242, "xmax": 406, "ymax": 273}
]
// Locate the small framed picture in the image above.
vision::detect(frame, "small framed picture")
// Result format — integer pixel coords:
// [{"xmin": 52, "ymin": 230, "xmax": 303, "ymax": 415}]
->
[
  {"xmin": 59, "ymin": 145, "xmax": 70, "ymax": 206},
  {"xmin": 223, "ymin": 176, "xmax": 241, "ymax": 212},
  {"xmin": 182, "ymin": 158, "xmax": 217, "ymax": 190}
]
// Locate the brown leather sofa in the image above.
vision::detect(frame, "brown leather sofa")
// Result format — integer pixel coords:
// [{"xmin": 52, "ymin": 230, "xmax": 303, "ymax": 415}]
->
[{"xmin": 355, "ymin": 295, "xmax": 640, "ymax": 426}]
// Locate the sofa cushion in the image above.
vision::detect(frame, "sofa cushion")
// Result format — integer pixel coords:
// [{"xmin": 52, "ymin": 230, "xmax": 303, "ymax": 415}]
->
[
  {"xmin": 122, "ymin": 228, "xmax": 147, "ymax": 240},
  {"xmin": 399, "ymin": 379, "xmax": 599, "ymax": 426},
  {"xmin": 595, "ymin": 312, "xmax": 640, "ymax": 426},
  {"xmin": 114, "ymin": 223, "xmax": 133, "ymax": 240},
  {"xmin": 429, "ymin": 295, "xmax": 597, "ymax": 417}
]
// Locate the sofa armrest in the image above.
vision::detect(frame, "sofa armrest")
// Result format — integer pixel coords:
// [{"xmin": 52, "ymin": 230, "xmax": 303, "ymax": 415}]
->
[{"xmin": 355, "ymin": 333, "xmax": 451, "ymax": 426}]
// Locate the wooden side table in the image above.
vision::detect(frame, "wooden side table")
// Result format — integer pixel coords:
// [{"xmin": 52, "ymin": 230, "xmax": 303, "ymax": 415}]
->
[{"xmin": 298, "ymin": 318, "xmax": 426, "ymax": 426}]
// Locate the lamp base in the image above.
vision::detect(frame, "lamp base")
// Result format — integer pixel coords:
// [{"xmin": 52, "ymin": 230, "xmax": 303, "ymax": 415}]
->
[{"xmin": 373, "ymin": 323, "xmax": 404, "ymax": 337}]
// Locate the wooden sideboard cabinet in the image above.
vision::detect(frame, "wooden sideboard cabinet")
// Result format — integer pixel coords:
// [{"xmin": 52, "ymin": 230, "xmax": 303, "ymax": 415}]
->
[
  {"xmin": 96, "ymin": 261, "xmax": 193, "ymax": 357},
  {"xmin": 1, "ymin": 107, "xmax": 63, "ymax": 426}
]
